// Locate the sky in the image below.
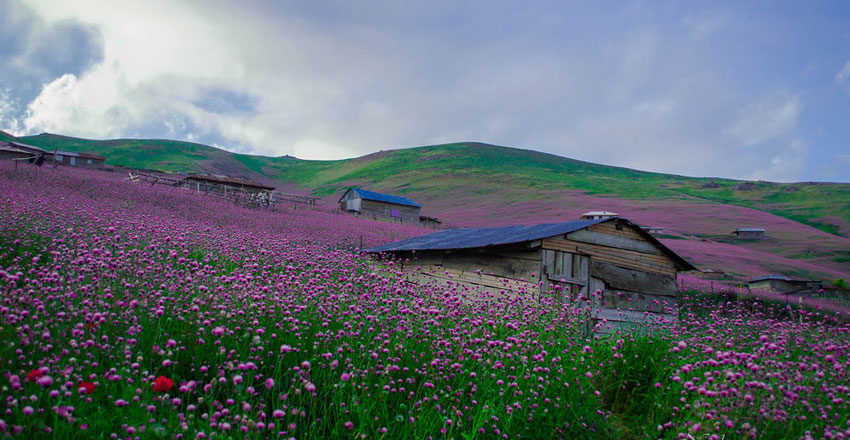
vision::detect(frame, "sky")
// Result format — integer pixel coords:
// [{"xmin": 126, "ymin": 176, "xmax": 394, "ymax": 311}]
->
[{"xmin": 1, "ymin": 0, "xmax": 849, "ymax": 182}]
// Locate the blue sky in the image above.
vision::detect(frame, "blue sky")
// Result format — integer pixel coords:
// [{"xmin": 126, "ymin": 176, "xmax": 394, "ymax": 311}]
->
[{"xmin": 1, "ymin": 0, "xmax": 848, "ymax": 182}]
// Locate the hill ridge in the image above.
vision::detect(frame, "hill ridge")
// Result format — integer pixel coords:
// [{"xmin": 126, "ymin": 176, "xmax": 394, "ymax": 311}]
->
[{"xmin": 7, "ymin": 130, "xmax": 850, "ymax": 280}]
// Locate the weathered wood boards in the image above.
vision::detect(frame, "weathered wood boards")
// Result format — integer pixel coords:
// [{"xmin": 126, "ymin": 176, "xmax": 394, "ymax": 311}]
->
[
  {"xmin": 539, "ymin": 224, "xmax": 681, "ymax": 333},
  {"xmin": 384, "ymin": 218, "xmax": 689, "ymax": 335}
]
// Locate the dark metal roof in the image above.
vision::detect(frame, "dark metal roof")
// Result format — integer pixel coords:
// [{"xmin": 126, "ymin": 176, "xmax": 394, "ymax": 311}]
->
[
  {"xmin": 366, "ymin": 217, "xmax": 697, "ymax": 270},
  {"xmin": 58, "ymin": 151, "xmax": 106, "ymax": 160},
  {"xmin": 367, "ymin": 217, "xmax": 696, "ymax": 271},
  {"xmin": 341, "ymin": 188, "xmax": 421, "ymax": 208},
  {"xmin": 183, "ymin": 174, "xmax": 275, "ymax": 190},
  {"xmin": 368, "ymin": 218, "xmax": 606, "ymax": 252},
  {"xmin": 748, "ymin": 274, "xmax": 815, "ymax": 283}
]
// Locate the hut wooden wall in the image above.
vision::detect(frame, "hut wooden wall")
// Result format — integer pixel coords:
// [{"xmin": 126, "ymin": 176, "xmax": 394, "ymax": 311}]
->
[
  {"xmin": 359, "ymin": 199, "xmax": 420, "ymax": 224},
  {"xmin": 404, "ymin": 249, "xmax": 541, "ymax": 299},
  {"xmin": 541, "ymin": 222, "xmax": 679, "ymax": 333}
]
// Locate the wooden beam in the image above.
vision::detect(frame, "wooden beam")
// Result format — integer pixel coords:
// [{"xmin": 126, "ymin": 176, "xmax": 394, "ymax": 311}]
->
[
  {"xmin": 590, "ymin": 261, "xmax": 677, "ymax": 297},
  {"xmin": 566, "ymin": 229, "xmax": 662, "ymax": 255}
]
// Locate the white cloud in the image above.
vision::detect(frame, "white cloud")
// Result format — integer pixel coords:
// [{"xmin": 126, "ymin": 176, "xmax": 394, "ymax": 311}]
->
[
  {"xmin": 837, "ymin": 61, "xmax": 850, "ymax": 94},
  {"xmin": 0, "ymin": 0, "xmax": 827, "ymax": 182},
  {"xmin": 726, "ymin": 93, "xmax": 800, "ymax": 146},
  {"xmin": 741, "ymin": 139, "xmax": 809, "ymax": 182},
  {"xmin": 0, "ymin": 90, "xmax": 22, "ymax": 134}
]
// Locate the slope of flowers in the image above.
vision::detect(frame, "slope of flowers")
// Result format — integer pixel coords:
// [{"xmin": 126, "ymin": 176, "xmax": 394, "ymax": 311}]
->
[{"xmin": 1, "ymin": 165, "xmax": 849, "ymax": 439}]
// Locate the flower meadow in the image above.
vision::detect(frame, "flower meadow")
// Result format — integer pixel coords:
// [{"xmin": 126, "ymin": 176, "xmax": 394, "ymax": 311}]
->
[{"xmin": 1, "ymin": 165, "xmax": 849, "ymax": 439}]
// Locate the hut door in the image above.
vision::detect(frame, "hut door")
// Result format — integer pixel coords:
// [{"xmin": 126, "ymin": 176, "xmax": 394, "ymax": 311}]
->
[{"xmin": 541, "ymin": 249, "xmax": 589, "ymax": 304}]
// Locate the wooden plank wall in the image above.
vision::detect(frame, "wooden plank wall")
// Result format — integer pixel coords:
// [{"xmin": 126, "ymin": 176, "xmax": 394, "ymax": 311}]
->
[
  {"xmin": 541, "ymin": 222, "xmax": 680, "ymax": 334},
  {"xmin": 542, "ymin": 223, "xmax": 677, "ymax": 277},
  {"xmin": 408, "ymin": 250, "xmax": 541, "ymax": 298},
  {"xmin": 360, "ymin": 200, "xmax": 420, "ymax": 224}
]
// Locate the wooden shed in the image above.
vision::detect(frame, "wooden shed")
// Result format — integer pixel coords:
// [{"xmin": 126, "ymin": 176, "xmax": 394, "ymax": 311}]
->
[
  {"xmin": 53, "ymin": 151, "xmax": 106, "ymax": 168},
  {"xmin": 0, "ymin": 143, "xmax": 35, "ymax": 161},
  {"xmin": 180, "ymin": 174, "xmax": 275, "ymax": 194},
  {"xmin": 368, "ymin": 217, "xmax": 696, "ymax": 333},
  {"xmin": 338, "ymin": 188, "xmax": 421, "ymax": 224},
  {"xmin": 733, "ymin": 228, "xmax": 765, "ymax": 239},
  {"xmin": 748, "ymin": 274, "xmax": 820, "ymax": 296},
  {"xmin": 6, "ymin": 141, "xmax": 105, "ymax": 168}
]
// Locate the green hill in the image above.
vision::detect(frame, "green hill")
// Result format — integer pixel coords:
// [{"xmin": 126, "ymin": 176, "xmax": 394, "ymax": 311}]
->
[
  {"xmin": 0, "ymin": 130, "xmax": 17, "ymax": 143},
  {"xmin": 17, "ymin": 133, "xmax": 850, "ymax": 239}
]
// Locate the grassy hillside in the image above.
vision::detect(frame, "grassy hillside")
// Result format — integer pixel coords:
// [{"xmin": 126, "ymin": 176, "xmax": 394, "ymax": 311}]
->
[
  {"xmin": 16, "ymin": 134, "xmax": 850, "ymax": 240},
  {"xmin": 0, "ymin": 130, "xmax": 17, "ymax": 143},
  {"xmin": 11, "ymin": 132, "xmax": 850, "ymax": 280}
]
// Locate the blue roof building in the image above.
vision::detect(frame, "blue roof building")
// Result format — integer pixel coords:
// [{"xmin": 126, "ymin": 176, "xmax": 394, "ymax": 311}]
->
[{"xmin": 338, "ymin": 187, "xmax": 422, "ymax": 224}]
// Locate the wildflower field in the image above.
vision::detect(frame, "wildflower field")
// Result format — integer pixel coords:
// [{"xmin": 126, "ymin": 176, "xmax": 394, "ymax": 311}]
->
[{"xmin": 1, "ymin": 165, "xmax": 849, "ymax": 439}]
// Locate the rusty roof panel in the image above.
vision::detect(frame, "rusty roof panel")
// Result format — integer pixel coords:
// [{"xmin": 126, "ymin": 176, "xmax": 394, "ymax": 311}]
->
[{"xmin": 183, "ymin": 174, "xmax": 275, "ymax": 190}]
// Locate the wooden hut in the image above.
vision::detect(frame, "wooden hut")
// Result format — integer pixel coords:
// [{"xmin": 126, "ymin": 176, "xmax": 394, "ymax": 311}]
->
[
  {"xmin": 6, "ymin": 141, "xmax": 105, "ymax": 168},
  {"xmin": 733, "ymin": 228, "xmax": 765, "ymax": 239},
  {"xmin": 748, "ymin": 274, "xmax": 820, "ymax": 295},
  {"xmin": 338, "ymin": 188, "xmax": 421, "ymax": 224},
  {"xmin": 180, "ymin": 174, "xmax": 274, "ymax": 194},
  {"xmin": 53, "ymin": 151, "xmax": 105, "ymax": 168},
  {"xmin": 368, "ymin": 217, "xmax": 696, "ymax": 333},
  {"xmin": 0, "ymin": 143, "xmax": 36, "ymax": 161}
]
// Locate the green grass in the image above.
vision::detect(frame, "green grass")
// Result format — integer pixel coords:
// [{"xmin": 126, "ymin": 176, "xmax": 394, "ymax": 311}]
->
[{"xmin": 0, "ymin": 129, "xmax": 17, "ymax": 143}]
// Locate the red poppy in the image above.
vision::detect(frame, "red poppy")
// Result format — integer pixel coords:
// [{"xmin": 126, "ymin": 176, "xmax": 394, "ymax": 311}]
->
[
  {"xmin": 153, "ymin": 376, "xmax": 173, "ymax": 393},
  {"xmin": 27, "ymin": 369, "xmax": 43, "ymax": 382},
  {"xmin": 84, "ymin": 322, "xmax": 98, "ymax": 331},
  {"xmin": 78, "ymin": 381, "xmax": 96, "ymax": 394}
]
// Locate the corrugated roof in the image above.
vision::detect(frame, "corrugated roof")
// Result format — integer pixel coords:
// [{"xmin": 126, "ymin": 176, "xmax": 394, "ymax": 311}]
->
[
  {"xmin": 0, "ymin": 143, "xmax": 33, "ymax": 154},
  {"xmin": 748, "ymin": 274, "xmax": 815, "ymax": 283},
  {"xmin": 368, "ymin": 218, "xmax": 608, "ymax": 252},
  {"xmin": 57, "ymin": 151, "xmax": 106, "ymax": 160},
  {"xmin": 367, "ymin": 217, "xmax": 696, "ymax": 271},
  {"xmin": 343, "ymin": 188, "xmax": 421, "ymax": 208},
  {"xmin": 735, "ymin": 228, "xmax": 765, "ymax": 232},
  {"xmin": 184, "ymin": 174, "xmax": 275, "ymax": 190}
]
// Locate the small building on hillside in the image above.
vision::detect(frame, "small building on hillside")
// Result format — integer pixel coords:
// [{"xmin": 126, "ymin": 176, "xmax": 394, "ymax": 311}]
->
[
  {"xmin": 6, "ymin": 141, "xmax": 105, "ymax": 168},
  {"xmin": 0, "ymin": 143, "xmax": 36, "ymax": 161},
  {"xmin": 748, "ymin": 274, "xmax": 820, "ymax": 295},
  {"xmin": 180, "ymin": 174, "xmax": 275, "ymax": 194},
  {"xmin": 693, "ymin": 269, "xmax": 726, "ymax": 280},
  {"xmin": 53, "ymin": 151, "xmax": 106, "ymax": 168},
  {"xmin": 368, "ymin": 217, "xmax": 696, "ymax": 333},
  {"xmin": 338, "ymin": 188, "xmax": 421, "ymax": 224},
  {"xmin": 580, "ymin": 211, "xmax": 618, "ymax": 220},
  {"xmin": 733, "ymin": 227, "xmax": 766, "ymax": 239}
]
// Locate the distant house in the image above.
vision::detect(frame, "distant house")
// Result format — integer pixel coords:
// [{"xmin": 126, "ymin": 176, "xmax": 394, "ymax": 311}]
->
[
  {"xmin": 53, "ymin": 151, "xmax": 106, "ymax": 168},
  {"xmin": 642, "ymin": 226, "xmax": 664, "ymax": 236},
  {"xmin": 580, "ymin": 211, "xmax": 619, "ymax": 220},
  {"xmin": 368, "ymin": 216, "xmax": 696, "ymax": 334},
  {"xmin": 338, "ymin": 188, "xmax": 421, "ymax": 224},
  {"xmin": 733, "ymin": 228, "xmax": 766, "ymax": 239},
  {"xmin": 6, "ymin": 141, "xmax": 105, "ymax": 168},
  {"xmin": 180, "ymin": 174, "xmax": 275, "ymax": 194},
  {"xmin": 693, "ymin": 269, "xmax": 726, "ymax": 280},
  {"xmin": 0, "ymin": 143, "xmax": 36, "ymax": 161},
  {"xmin": 748, "ymin": 274, "xmax": 820, "ymax": 295}
]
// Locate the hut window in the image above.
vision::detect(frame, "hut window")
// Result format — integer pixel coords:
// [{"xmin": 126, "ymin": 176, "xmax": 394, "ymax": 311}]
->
[{"xmin": 390, "ymin": 209, "xmax": 401, "ymax": 218}]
